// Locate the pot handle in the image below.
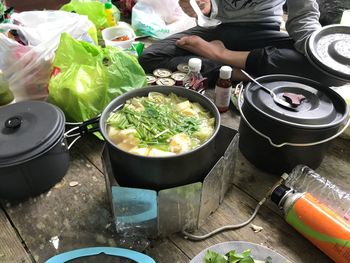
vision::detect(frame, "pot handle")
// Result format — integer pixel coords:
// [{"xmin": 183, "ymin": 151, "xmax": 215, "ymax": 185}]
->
[
  {"xmin": 64, "ymin": 116, "xmax": 101, "ymax": 150},
  {"xmin": 237, "ymin": 84, "xmax": 350, "ymax": 148}
]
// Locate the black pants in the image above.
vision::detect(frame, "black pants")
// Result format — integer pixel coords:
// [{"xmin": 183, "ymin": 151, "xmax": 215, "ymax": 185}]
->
[{"xmin": 139, "ymin": 23, "xmax": 343, "ymax": 87}]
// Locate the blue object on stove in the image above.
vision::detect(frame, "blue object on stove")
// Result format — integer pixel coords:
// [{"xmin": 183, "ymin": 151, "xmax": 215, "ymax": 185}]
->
[
  {"xmin": 112, "ymin": 186, "xmax": 157, "ymax": 224},
  {"xmin": 45, "ymin": 247, "xmax": 156, "ymax": 263}
]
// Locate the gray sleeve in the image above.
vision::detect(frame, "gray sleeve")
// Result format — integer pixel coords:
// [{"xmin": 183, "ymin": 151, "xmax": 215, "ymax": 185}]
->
[{"xmin": 285, "ymin": 0, "xmax": 322, "ymax": 54}]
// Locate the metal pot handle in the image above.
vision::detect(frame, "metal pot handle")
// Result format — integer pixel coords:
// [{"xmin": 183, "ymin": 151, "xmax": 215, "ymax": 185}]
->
[
  {"xmin": 237, "ymin": 84, "xmax": 350, "ymax": 148},
  {"xmin": 64, "ymin": 116, "xmax": 101, "ymax": 150}
]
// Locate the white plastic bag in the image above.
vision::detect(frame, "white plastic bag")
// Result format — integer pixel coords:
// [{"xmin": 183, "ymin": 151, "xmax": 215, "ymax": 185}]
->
[
  {"xmin": 131, "ymin": 0, "xmax": 196, "ymax": 39},
  {"xmin": 0, "ymin": 11, "xmax": 96, "ymax": 101}
]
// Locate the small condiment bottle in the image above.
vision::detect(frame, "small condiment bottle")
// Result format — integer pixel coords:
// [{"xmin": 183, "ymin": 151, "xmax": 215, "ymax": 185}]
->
[
  {"xmin": 184, "ymin": 58, "xmax": 207, "ymax": 92},
  {"xmin": 214, "ymin": 66, "xmax": 232, "ymax": 113},
  {"xmin": 105, "ymin": 0, "xmax": 117, "ymax": 27}
]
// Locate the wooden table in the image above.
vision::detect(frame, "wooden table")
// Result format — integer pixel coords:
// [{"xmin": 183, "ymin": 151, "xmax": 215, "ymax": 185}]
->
[{"xmin": 1, "ymin": 90, "xmax": 349, "ymax": 263}]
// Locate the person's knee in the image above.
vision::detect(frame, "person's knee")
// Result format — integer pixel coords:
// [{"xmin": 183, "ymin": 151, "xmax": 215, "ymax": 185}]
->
[
  {"xmin": 139, "ymin": 47, "xmax": 169, "ymax": 73},
  {"xmin": 138, "ymin": 49, "xmax": 155, "ymax": 73}
]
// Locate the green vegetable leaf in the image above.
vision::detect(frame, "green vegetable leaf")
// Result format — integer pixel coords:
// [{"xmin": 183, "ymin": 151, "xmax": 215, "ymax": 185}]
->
[
  {"xmin": 226, "ymin": 249, "xmax": 253, "ymax": 263},
  {"xmin": 237, "ymin": 257, "xmax": 254, "ymax": 263},
  {"xmin": 204, "ymin": 250, "xmax": 227, "ymax": 263},
  {"xmin": 204, "ymin": 249, "xmax": 259, "ymax": 263}
]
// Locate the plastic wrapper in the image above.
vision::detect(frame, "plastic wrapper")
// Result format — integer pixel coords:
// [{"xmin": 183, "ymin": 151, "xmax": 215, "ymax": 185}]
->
[
  {"xmin": 0, "ymin": 11, "xmax": 97, "ymax": 102},
  {"xmin": 48, "ymin": 33, "xmax": 147, "ymax": 122},
  {"xmin": 61, "ymin": 0, "xmax": 120, "ymax": 40}
]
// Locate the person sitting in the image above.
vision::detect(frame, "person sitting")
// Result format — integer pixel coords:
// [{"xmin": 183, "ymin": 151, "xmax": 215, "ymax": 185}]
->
[{"xmin": 139, "ymin": 0, "xmax": 344, "ymax": 86}]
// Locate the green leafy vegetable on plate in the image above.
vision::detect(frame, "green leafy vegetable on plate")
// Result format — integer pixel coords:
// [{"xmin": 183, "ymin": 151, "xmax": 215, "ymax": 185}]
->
[{"xmin": 204, "ymin": 249, "xmax": 272, "ymax": 263}]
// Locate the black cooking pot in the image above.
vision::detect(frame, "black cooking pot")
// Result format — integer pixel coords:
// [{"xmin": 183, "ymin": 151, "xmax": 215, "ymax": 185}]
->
[
  {"xmin": 238, "ymin": 75, "xmax": 349, "ymax": 174},
  {"xmin": 305, "ymin": 25, "xmax": 350, "ymax": 83},
  {"xmin": 98, "ymin": 86, "xmax": 221, "ymax": 190},
  {"xmin": 0, "ymin": 101, "xmax": 69, "ymax": 200}
]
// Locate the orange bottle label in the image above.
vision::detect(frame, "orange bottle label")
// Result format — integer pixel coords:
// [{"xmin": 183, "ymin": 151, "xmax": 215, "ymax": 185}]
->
[{"xmin": 286, "ymin": 193, "xmax": 350, "ymax": 263}]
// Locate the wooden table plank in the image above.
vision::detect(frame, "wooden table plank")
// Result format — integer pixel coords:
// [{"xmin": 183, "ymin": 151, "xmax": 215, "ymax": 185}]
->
[
  {"xmin": 146, "ymin": 239, "xmax": 190, "ymax": 263},
  {"xmin": 0, "ymin": 207, "xmax": 33, "ymax": 263},
  {"xmin": 74, "ymin": 134, "xmax": 104, "ymax": 173}
]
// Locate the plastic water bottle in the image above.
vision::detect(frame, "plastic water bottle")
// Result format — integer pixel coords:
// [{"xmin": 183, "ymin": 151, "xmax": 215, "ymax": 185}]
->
[
  {"xmin": 285, "ymin": 165, "xmax": 350, "ymax": 219},
  {"xmin": 271, "ymin": 165, "xmax": 350, "ymax": 263}
]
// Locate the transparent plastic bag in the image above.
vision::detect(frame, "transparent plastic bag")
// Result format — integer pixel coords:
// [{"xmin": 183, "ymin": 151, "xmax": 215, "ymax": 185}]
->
[
  {"xmin": 131, "ymin": 0, "xmax": 196, "ymax": 39},
  {"xmin": 0, "ymin": 11, "xmax": 97, "ymax": 102}
]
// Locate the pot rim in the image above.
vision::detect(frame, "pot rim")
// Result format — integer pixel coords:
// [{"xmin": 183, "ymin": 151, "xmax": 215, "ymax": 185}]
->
[
  {"xmin": 244, "ymin": 74, "xmax": 349, "ymax": 129},
  {"xmin": 99, "ymin": 86, "xmax": 221, "ymax": 159},
  {"xmin": 306, "ymin": 25, "xmax": 350, "ymax": 82}
]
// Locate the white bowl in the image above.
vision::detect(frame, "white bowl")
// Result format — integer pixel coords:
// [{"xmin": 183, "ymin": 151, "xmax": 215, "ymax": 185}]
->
[{"xmin": 102, "ymin": 25, "xmax": 136, "ymax": 49}]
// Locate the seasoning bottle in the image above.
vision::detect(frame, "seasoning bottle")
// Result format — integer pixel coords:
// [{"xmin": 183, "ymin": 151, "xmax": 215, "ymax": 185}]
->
[
  {"xmin": 214, "ymin": 66, "xmax": 232, "ymax": 113},
  {"xmin": 105, "ymin": 0, "xmax": 117, "ymax": 27},
  {"xmin": 271, "ymin": 182, "xmax": 350, "ymax": 262},
  {"xmin": 184, "ymin": 58, "xmax": 205, "ymax": 91}
]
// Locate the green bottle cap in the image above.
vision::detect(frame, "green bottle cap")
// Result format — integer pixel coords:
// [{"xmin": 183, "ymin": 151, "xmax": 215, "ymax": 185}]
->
[{"xmin": 105, "ymin": 1, "xmax": 112, "ymax": 9}]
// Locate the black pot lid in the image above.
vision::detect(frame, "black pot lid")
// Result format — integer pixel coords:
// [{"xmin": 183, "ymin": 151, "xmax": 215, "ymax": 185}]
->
[
  {"xmin": 306, "ymin": 25, "xmax": 350, "ymax": 81},
  {"xmin": 0, "ymin": 101, "xmax": 65, "ymax": 166},
  {"xmin": 244, "ymin": 75, "xmax": 348, "ymax": 128}
]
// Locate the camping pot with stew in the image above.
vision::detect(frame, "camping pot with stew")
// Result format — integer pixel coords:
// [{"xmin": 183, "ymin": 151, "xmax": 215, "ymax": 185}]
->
[
  {"xmin": 0, "ymin": 101, "xmax": 69, "ymax": 200},
  {"xmin": 238, "ymin": 74, "xmax": 349, "ymax": 174},
  {"xmin": 98, "ymin": 86, "xmax": 221, "ymax": 190}
]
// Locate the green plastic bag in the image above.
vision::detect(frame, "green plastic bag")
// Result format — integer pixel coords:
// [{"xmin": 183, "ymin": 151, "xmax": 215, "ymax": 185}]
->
[
  {"xmin": 61, "ymin": 0, "xmax": 120, "ymax": 39},
  {"xmin": 48, "ymin": 33, "xmax": 147, "ymax": 122}
]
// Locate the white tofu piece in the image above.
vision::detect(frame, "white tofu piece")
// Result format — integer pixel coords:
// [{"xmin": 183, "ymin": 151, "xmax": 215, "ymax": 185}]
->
[
  {"xmin": 110, "ymin": 128, "xmax": 138, "ymax": 146},
  {"xmin": 148, "ymin": 148, "xmax": 176, "ymax": 157},
  {"xmin": 117, "ymin": 142, "xmax": 137, "ymax": 152},
  {"xmin": 193, "ymin": 125, "xmax": 214, "ymax": 141},
  {"xmin": 181, "ymin": 107, "xmax": 197, "ymax": 116},
  {"xmin": 176, "ymin": 100, "xmax": 191, "ymax": 111},
  {"xmin": 169, "ymin": 133, "xmax": 191, "ymax": 154},
  {"xmin": 129, "ymin": 147, "xmax": 150, "ymax": 156}
]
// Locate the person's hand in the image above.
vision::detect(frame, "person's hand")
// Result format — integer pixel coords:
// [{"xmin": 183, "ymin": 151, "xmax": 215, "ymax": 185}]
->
[{"xmin": 196, "ymin": 0, "xmax": 211, "ymax": 16}]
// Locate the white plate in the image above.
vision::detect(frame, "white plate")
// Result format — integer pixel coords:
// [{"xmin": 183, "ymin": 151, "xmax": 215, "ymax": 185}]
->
[{"xmin": 190, "ymin": 241, "xmax": 290, "ymax": 263}]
